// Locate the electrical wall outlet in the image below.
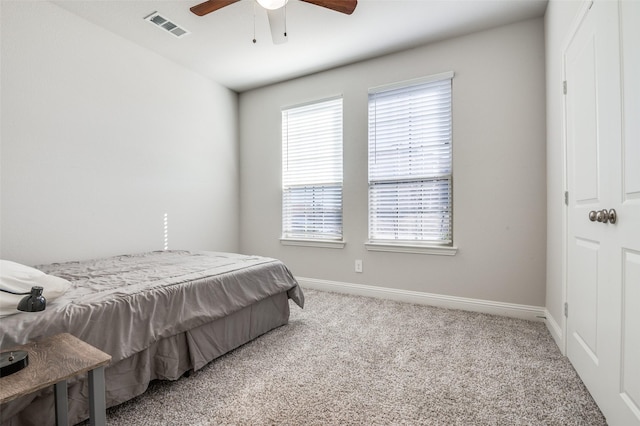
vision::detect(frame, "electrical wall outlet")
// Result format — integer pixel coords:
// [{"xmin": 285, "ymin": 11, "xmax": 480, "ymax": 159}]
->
[{"xmin": 355, "ymin": 259, "xmax": 363, "ymax": 273}]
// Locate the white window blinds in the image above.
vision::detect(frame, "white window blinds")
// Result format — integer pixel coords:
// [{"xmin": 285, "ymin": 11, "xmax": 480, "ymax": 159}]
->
[
  {"xmin": 368, "ymin": 72, "xmax": 453, "ymax": 245},
  {"xmin": 282, "ymin": 97, "xmax": 343, "ymax": 240}
]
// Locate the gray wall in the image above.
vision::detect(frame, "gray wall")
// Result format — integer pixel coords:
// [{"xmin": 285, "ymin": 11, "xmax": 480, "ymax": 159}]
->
[
  {"xmin": 239, "ymin": 18, "xmax": 547, "ymax": 306},
  {"xmin": 0, "ymin": 1, "xmax": 240, "ymax": 265}
]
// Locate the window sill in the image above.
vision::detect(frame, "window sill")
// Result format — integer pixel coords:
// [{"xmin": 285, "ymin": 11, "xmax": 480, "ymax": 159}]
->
[
  {"xmin": 365, "ymin": 242, "xmax": 458, "ymax": 256},
  {"xmin": 280, "ymin": 239, "xmax": 346, "ymax": 249}
]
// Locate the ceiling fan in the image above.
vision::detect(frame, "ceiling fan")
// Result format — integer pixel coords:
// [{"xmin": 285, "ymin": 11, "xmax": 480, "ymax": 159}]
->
[{"xmin": 190, "ymin": 0, "xmax": 358, "ymax": 44}]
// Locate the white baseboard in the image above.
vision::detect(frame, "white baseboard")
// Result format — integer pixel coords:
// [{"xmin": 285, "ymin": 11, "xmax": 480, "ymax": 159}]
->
[
  {"xmin": 545, "ymin": 309, "xmax": 565, "ymax": 355},
  {"xmin": 297, "ymin": 277, "xmax": 546, "ymax": 322}
]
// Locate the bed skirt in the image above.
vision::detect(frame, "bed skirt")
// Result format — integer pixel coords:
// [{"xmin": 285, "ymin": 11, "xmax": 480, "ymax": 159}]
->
[{"xmin": 0, "ymin": 291, "xmax": 291, "ymax": 426}]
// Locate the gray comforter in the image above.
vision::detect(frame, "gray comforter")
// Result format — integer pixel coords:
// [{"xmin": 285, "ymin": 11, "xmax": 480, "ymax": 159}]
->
[{"xmin": 0, "ymin": 250, "xmax": 304, "ymax": 365}]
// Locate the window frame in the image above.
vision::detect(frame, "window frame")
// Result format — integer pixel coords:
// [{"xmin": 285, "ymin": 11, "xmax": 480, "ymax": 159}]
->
[
  {"xmin": 366, "ymin": 72, "xmax": 457, "ymax": 256},
  {"xmin": 280, "ymin": 96, "xmax": 345, "ymax": 248}
]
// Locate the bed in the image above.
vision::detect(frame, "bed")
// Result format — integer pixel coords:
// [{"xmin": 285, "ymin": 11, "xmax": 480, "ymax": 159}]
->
[{"xmin": 0, "ymin": 250, "xmax": 304, "ymax": 426}]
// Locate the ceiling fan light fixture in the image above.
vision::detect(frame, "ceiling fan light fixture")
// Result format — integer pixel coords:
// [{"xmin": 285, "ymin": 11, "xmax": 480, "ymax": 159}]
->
[{"xmin": 256, "ymin": 0, "xmax": 288, "ymax": 10}]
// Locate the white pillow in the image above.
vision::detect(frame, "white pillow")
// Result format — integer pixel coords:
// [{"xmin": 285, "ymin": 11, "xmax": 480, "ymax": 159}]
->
[{"xmin": 0, "ymin": 259, "xmax": 71, "ymax": 318}]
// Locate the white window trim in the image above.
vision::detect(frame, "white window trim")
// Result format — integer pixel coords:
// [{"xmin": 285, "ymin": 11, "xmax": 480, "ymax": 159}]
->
[
  {"xmin": 280, "ymin": 238, "xmax": 346, "ymax": 249},
  {"xmin": 281, "ymin": 96, "xmax": 344, "ymax": 242},
  {"xmin": 364, "ymin": 241, "xmax": 458, "ymax": 256},
  {"xmin": 368, "ymin": 71, "xmax": 455, "ymax": 94},
  {"xmin": 367, "ymin": 71, "xmax": 456, "ymax": 251}
]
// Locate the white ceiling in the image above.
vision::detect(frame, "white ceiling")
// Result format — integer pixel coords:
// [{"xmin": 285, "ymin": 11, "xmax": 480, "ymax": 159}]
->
[{"xmin": 53, "ymin": 0, "xmax": 548, "ymax": 92}]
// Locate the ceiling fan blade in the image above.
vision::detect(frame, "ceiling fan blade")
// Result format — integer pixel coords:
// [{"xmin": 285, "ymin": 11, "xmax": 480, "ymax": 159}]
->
[
  {"xmin": 267, "ymin": 9, "xmax": 288, "ymax": 44},
  {"xmin": 299, "ymin": 0, "xmax": 357, "ymax": 15},
  {"xmin": 190, "ymin": 0, "xmax": 240, "ymax": 16}
]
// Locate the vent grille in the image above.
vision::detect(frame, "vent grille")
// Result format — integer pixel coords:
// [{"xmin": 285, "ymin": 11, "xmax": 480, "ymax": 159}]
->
[{"xmin": 144, "ymin": 12, "xmax": 190, "ymax": 38}]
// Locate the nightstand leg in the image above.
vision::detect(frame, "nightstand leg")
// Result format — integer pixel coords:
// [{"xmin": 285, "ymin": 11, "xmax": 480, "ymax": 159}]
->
[
  {"xmin": 54, "ymin": 380, "xmax": 68, "ymax": 426},
  {"xmin": 88, "ymin": 366, "xmax": 106, "ymax": 426}
]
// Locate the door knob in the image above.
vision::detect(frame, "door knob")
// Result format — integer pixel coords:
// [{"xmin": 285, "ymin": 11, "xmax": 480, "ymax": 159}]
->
[
  {"xmin": 590, "ymin": 209, "xmax": 617, "ymax": 224},
  {"xmin": 596, "ymin": 210, "xmax": 609, "ymax": 223}
]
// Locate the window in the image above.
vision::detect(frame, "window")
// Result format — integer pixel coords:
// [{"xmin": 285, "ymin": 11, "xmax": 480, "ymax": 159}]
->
[
  {"xmin": 282, "ymin": 97, "xmax": 343, "ymax": 244},
  {"xmin": 367, "ymin": 72, "xmax": 454, "ymax": 252}
]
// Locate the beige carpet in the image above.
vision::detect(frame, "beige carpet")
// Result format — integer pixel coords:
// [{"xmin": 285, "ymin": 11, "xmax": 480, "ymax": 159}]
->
[{"xmin": 96, "ymin": 289, "xmax": 606, "ymax": 425}]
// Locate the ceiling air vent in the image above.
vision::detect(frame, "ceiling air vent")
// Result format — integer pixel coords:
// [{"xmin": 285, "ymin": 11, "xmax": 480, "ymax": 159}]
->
[{"xmin": 144, "ymin": 12, "xmax": 190, "ymax": 38}]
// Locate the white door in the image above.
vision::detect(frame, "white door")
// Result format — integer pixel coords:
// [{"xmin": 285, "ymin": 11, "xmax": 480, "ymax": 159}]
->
[
  {"xmin": 565, "ymin": 1, "xmax": 640, "ymax": 425},
  {"xmin": 617, "ymin": 0, "xmax": 640, "ymax": 422}
]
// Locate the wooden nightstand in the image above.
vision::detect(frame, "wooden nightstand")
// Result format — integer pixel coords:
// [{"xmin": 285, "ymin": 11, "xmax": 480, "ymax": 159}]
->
[{"xmin": 0, "ymin": 333, "xmax": 111, "ymax": 426}]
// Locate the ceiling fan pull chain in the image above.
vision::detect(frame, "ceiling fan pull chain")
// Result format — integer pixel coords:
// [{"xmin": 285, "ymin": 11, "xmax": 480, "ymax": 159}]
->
[
  {"xmin": 252, "ymin": 1, "xmax": 257, "ymax": 43},
  {"xmin": 284, "ymin": 4, "xmax": 287, "ymax": 38}
]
